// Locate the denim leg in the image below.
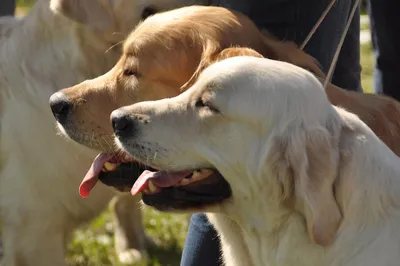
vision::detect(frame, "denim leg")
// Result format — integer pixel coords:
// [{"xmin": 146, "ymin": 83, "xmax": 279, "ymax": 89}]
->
[
  {"xmin": 0, "ymin": 0, "xmax": 16, "ymax": 16},
  {"xmin": 180, "ymin": 213, "xmax": 222, "ymax": 266},
  {"xmin": 367, "ymin": 0, "xmax": 400, "ymax": 100}
]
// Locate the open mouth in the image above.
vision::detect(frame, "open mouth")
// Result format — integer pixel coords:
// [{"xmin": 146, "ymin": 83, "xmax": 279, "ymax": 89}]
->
[
  {"xmin": 81, "ymin": 153, "xmax": 232, "ymax": 210},
  {"xmin": 79, "ymin": 152, "xmax": 153, "ymax": 197},
  {"xmin": 134, "ymin": 168, "xmax": 232, "ymax": 211}
]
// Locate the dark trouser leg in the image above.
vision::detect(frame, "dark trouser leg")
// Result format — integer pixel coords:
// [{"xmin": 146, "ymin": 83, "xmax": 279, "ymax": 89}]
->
[
  {"xmin": 217, "ymin": 0, "xmax": 362, "ymax": 91},
  {"xmin": 180, "ymin": 213, "xmax": 222, "ymax": 266},
  {"xmin": 368, "ymin": 0, "xmax": 400, "ymax": 100},
  {"xmin": 0, "ymin": 0, "xmax": 16, "ymax": 16}
]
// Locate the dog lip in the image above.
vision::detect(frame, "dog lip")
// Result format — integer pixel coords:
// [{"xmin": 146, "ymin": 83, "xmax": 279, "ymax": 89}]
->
[
  {"xmin": 140, "ymin": 169, "xmax": 232, "ymax": 210},
  {"xmin": 98, "ymin": 161, "xmax": 156, "ymax": 192},
  {"xmin": 80, "ymin": 151, "xmax": 155, "ymax": 196}
]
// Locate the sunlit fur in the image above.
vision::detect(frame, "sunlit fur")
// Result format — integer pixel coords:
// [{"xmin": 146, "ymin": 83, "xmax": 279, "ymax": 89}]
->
[
  {"xmin": 58, "ymin": 5, "xmax": 400, "ymax": 158},
  {"xmin": 115, "ymin": 57, "xmax": 400, "ymax": 266},
  {"xmin": 0, "ymin": 0, "xmax": 205, "ymax": 265}
]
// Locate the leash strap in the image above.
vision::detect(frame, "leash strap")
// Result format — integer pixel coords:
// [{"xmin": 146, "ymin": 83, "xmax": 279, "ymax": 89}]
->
[
  {"xmin": 300, "ymin": 0, "xmax": 337, "ymax": 50},
  {"xmin": 323, "ymin": 0, "xmax": 361, "ymax": 89}
]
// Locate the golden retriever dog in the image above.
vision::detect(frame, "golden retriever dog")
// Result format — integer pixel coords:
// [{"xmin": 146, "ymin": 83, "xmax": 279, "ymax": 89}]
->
[
  {"xmin": 50, "ymin": 6, "xmax": 400, "ymax": 198},
  {"xmin": 0, "ymin": 16, "xmax": 18, "ymax": 37},
  {"xmin": 0, "ymin": 0, "xmax": 207, "ymax": 265},
  {"xmin": 112, "ymin": 56, "xmax": 400, "ymax": 266}
]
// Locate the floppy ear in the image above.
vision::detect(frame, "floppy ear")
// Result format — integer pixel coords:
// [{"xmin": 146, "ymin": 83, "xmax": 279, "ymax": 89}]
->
[
  {"xmin": 180, "ymin": 40, "xmax": 220, "ymax": 91},
  {"xmin": 266, "ymin": 125, "xmax": 342, "ymax": 246},
  {"xmin": 50, "ymin": 0, "xmax": 114, "ymax": 32},
  {"xmin": 214, "ymin": 47, "xmax": 264, "ymax": 62},
  {"xmin": 181, "ymin": 45, "xmax": 264, "ymax": 91}
]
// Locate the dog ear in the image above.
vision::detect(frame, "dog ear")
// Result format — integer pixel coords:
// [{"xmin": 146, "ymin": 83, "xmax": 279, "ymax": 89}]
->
[
  {"xmin": 266, "ymin": 125, "xmax": 342, "ymax": 246},
  {"xmin": 214, "ymin": 47, "xmax": 264, "ymax": 62},
  {"xmin": 180, "ymin": 40, "xmax": 220, "ymax": 91},
  {"xmin": 181, "ymin": 45, "xmax": 264, "ymax": 91},
  {"xmin": 50, "ymin": 0, "xmax": 114, "ymax": 32}
]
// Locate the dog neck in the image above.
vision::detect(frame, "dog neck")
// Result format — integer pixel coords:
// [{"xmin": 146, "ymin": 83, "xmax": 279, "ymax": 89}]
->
[
  {"xmin": 213, "ymin": 112, "xmax": 400, "ymax": 266},
  {"xmin": 218, "ymin": 191, "xmax": 326, "ymax": 266}
]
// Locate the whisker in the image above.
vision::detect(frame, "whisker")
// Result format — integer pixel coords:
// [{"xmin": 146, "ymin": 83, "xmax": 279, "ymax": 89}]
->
[
  {"xmin": 105, "ymin": 40, "xmax": 123, "ymax": 54},
  {"xmin": 101, "ymin": 135, "xmax": 113, "ymax": 151}
]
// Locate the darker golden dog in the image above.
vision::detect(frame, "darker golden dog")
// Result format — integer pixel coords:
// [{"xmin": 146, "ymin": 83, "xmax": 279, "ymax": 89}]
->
[{"xmin": 49, "ymin": 5, "xmax": 400, "ymax": 196}]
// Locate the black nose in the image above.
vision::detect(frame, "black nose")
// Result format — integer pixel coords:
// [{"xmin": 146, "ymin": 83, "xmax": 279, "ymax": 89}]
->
[
  {"xmin": 49, "ymin": 92, "xmax": 71, "ymax": 124},
  {"xmin": 111, "ymin": 110, "xmax": 134, "ymax": 138}
]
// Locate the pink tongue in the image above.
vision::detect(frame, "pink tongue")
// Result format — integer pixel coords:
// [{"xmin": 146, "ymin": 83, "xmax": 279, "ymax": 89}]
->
[
  {"xmin": 79, "ymin": 153, "xmax": 114, "ymax": 198},
  {"xmin": 131, "ymin": 170, "xmax": 191, "ymax": 196}
]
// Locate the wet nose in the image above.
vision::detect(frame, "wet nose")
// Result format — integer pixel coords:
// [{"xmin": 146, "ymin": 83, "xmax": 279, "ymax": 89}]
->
[
  {"xmin": 111, "ymin": 110, "xmax": 134, "ymax": 138},
  {"xmin": 49, "ymin": 92, "xmax": 71, "ymax": 124}
]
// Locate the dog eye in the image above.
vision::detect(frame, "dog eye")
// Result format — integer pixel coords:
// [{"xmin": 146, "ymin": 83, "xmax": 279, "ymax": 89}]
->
[
  {"xmin": 123, "ymin": 69, "xmax": 138, "ymax": 77},
  {"xmin": 195, "ymin": 98, "xmax": 219, "ymax": 113}
]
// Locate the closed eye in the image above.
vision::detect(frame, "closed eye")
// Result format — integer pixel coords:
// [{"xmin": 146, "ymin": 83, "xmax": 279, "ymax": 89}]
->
[
  {"xmin": 195, "ymin": 98, "xmax": 220, "ymax": 114},
  {"xmin": 123, "ymin": 69, "xmax": 139, "ymax": 77}
]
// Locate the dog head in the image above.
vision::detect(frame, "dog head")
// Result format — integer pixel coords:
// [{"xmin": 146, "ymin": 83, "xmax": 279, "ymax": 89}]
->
[
  {"xmin": 49, "ymin": 0, "xmax": 205, "ymax": 43},
  {"xmin": 49, "ymin": 5, "xmax": 323, "ymax": 152},
  {"xmin": 49, "ymin": 5, "xmax": 325, "ymax": 198},
  {"xmin": 113, "ymin": 56, "xmax": 342, "ymax": 246}
]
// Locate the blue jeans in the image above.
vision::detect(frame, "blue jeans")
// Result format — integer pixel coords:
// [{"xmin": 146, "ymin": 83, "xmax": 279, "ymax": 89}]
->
[
  {"xmin": 181, "ymin": 1, "xmax": 361, "ymax": 265},
  {"xmin": 0, "ymin": 0, "xmax": 15, "ymax": 16},
  {"xmin": 368, "ymin": 0, "xmax": 400, "ymax": 100}
]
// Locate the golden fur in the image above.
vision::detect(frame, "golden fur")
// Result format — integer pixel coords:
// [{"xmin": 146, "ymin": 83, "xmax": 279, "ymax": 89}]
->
[
  {"xmin": 50, "ymin": 6, "xmax": 400, "ymax": 264},
  {"xmin": 54, "ymin": 5, "xmax": 400, "ymax": 159}
]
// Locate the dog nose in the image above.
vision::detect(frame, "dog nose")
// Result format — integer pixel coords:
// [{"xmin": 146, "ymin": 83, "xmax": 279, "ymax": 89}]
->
[
  {"xmin": 49, "ymin": 92, "xmax": 71, "ymax": 123},
  {"xmin": 111, "ymin": 110, "xmax": 133, "ymax": 138}
]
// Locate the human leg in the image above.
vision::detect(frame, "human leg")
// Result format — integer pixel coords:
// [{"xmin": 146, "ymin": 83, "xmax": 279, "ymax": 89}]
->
[
  {"xmin": 0, "ymin": 0, "xmax": 16, "ymax": 16},
  {"xmin": 180, "ymin": 213, "xmax": 222, "ymax": 266},
  {"xmin": 368, "ymin": 0, "xmax": 400, "ymax": 99}
]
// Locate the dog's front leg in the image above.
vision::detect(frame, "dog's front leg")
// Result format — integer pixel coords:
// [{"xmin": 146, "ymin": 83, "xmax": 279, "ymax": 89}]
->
[
  {"xmin": 111, "ymin": 194, "xmax": 157, "ymax": 265},
  {"xmin": 0, "ymin": 222, "xmax": 67, "ymax": 266}
]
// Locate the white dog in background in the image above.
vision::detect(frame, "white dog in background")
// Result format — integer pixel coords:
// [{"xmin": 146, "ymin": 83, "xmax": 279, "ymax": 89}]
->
[
  {"xmin": 0, "ymin": 0, "xmax": 205, "ymax": 265},
  {"xmin": 0, "ymin": 16, "xmax": 18, "ymax": 37},
  {"xmin": 112, "ymin": 56, "xmax": 400, "ymax": 266}
]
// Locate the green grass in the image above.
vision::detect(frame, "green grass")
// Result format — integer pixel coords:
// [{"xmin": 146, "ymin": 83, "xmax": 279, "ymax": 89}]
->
[
  {"xmin": 15, "ymin": 0, "xmax": 33, "ymax": 15},
  {"xmin": 13, "ymin": 2, "xmax": 375, "ymax": 265},
  {"xmin": 66, "ymin": 209, "xmax": 190, "ymax": 266},
  {"xmin": 16, "ymin": 0, "xmax": 34, "ymax": 7},
  {"xmin": 361, "ymin": 41, "xmax": 374, "ymax": 93}
]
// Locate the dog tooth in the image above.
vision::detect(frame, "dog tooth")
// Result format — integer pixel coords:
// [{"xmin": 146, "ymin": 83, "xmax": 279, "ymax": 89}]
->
[
  {"xmin": 104, "ymin": 162, "xmax": 118, "ymax": 171},
  {"xmin": 194, "ymin": 169, "xmax": 214, "ymax": 180},
  {"xmin": 148, "ymin": 181, "xmax": 158, "ymax": 193},
  {"xmin": 177, "ymin": 178, "xmax": 191, "ymax": 186},
  {"xmin": 191, "ymin": 170, "xmax": 202, "ymax": 179},
  {"xmin": 143, "ymin": 189, "xmax": 150, "ymax": 194}
]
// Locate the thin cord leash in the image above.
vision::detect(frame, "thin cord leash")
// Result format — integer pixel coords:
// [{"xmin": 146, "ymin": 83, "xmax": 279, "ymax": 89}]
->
[
  {"xmin": 323, "ymin": 0, "xmax": 361, "ymax": 89},
  {"xmin": 299, "ymin": 0, "xmax": 361, "ymax": 89},
  {"xmin": 300, "ymin": 0, "xmax": 337, "ymax": 50}
]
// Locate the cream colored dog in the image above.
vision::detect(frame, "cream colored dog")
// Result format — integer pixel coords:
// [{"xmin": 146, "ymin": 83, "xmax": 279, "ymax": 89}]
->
[
  {"xmin": 0, "ymin": 0, "xmax": 205, "ymax": 265},
  {"xmin": 112, "ymin": 56, "xmax": 400, "ymax": 266}
]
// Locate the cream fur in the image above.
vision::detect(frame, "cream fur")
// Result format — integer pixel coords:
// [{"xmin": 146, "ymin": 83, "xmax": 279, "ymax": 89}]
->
[
  {"xmin": 115, "ymin": 56, "xmax": 400, "ymax": 266},
  {"xmin": 0, "ymin": 0, "xmax": 205, "ymax": 265},
  {"xmin": 0, "ymin": 16, "xmax": 19, "ymax": 37}
]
